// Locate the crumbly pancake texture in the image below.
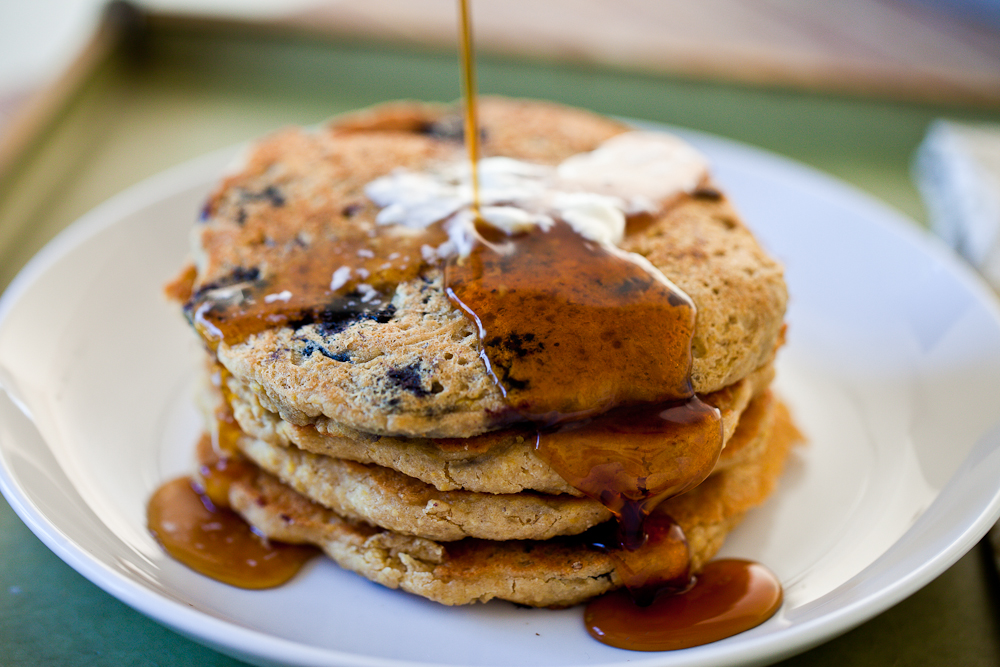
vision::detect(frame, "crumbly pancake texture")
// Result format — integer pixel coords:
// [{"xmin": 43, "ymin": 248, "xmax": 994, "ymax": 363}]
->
[
  {"xmin": 231, "ymin": 386, "xmax": 774, "ymax": 543},
  {"xmin": 226, "ymin": 361, "xmax": 775, "ymax": 495},
  {"xmin": 236, "ymin": 434, "xmax": 612, "ymax": 541},
  {"xmin": 185, "ymin": 97, "xmax": 787, "ymax": 438},
  {"xmin": 225, "ymin": 395, "xmax": 798, "ymax": 607}
]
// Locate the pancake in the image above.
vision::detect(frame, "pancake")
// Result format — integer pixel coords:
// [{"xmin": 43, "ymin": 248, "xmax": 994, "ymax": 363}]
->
[
  {"xmin": 197, "ymin": 354, "xmax": 779, "ymax": 543},
  {"xmin": 221, "ymin": 385, "xmax": 775, "ymax": 542},
  {"xmin": 163, "ymin": 97, "xmax": 799, "ymax": 610},
  {"xmin": 236, "ymin": 434, "xmax": 612, "ymax": 541},
  {"xmin": 224, "ymin": 361, "xmax": 775, "ymax": 496},
  {"xmin": 184, "ymin": 97, "xmax": 787, "ymax": 439},
  {"xmin": 221, "ymin": 394, "xmax": 797, "ymax": 607}
]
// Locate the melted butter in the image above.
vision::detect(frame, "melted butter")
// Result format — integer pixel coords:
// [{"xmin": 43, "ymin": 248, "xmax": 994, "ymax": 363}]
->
[
  {"xmin": 557, "ymin": 131, "xmax": 709, "ymax": 210},
  {"xmin": 362, "ymin": 138, "xmax": 707, "ymax": 255}
]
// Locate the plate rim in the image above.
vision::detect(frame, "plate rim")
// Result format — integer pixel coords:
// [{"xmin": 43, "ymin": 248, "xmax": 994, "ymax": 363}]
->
[{"xmin": 2, "ymin": 122, "xmax": 1000, "ymax": 667}]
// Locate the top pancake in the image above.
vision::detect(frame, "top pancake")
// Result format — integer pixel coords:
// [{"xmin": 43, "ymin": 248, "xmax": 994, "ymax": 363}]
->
[{"xmin": 182, "ymin": 98, "xmax": 787, "ymax": 438}]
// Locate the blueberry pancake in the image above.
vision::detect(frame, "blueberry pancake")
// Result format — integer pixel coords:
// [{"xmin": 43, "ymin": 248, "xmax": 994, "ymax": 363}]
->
[
  {"xmin": 179, "ymin": 98, "xmax": 786, "ymax": 439},
  {"xmin": 163, "ymin": 97, "xmax": 798, "ymax": 607}
]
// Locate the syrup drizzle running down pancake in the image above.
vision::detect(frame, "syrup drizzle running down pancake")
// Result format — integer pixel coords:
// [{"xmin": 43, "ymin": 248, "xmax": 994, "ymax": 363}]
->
[{"xmin": 444, "ymin": 219, "xmax": 724, "ymax": 550}]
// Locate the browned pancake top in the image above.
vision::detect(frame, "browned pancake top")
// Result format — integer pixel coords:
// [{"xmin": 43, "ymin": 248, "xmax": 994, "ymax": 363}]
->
[{"xmin": 178, "ymin": 97, "xmax": 786, "ymax": 439}]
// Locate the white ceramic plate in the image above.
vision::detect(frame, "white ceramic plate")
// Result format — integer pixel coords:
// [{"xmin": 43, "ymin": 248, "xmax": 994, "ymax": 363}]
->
[{"xmin": 3, "ymin": 126, "xmax": 1000, "ymax": 667}]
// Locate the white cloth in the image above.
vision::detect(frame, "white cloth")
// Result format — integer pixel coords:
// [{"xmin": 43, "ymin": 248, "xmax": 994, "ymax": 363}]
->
[{"xmin": 914, "ymin": 120, "xmax": 1000, "ymax": 290}]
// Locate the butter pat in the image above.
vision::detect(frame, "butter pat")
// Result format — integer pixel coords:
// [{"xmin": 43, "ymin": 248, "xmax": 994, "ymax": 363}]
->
[
  {"xmin": 557, "ymin": 132, "xmax": 708, "ymax": 213},
  {"xmin": 364, "ymin": 131, "xmax": 709, "ymax": 255}
]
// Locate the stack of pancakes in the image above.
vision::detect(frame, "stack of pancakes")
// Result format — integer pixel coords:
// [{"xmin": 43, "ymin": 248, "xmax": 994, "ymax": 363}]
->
[{"xmin": 170, "ymin": 98, "xmax": 797, "ymax": 607}]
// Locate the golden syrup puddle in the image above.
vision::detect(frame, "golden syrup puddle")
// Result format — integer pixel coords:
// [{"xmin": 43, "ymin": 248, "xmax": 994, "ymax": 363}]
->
[{"xmin": 147, "ymin": 435, "xmax": 317, "ymax": 589}]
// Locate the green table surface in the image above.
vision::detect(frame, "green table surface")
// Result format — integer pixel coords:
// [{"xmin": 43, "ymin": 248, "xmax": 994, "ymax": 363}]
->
[{"xmin": 3, "ymin": 20, "xmax": 1000, "ymax": 666}]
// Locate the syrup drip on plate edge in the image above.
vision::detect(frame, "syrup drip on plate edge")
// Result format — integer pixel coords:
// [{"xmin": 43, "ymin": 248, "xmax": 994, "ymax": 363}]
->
[{"xmin": 147, "ymin": 388, "xmax": 318, "ymax": 590}]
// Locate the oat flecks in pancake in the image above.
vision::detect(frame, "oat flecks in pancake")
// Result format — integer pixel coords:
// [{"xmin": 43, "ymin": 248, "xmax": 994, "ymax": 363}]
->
[
  {"xmin": 226, "ymin": 395, "xmax": 800, "ymax": 607},
  {"xmin": 236, "ymin": 434, "xmax": 612, "ymax": 542},
  {"xmin": 183, "ymin": 97, "xmax": 787, "ymax": 438}
]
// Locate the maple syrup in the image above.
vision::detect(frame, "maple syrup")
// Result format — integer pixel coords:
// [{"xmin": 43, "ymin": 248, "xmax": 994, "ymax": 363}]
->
[
  {"xmin": 536, "ymin": 397, "xmax": 722, "ymax": 550},
  {"xmin": 585, "ymin": 559, "xmax": 783, "ymax": 651},
  {"xmin": 445, "ymin": 220, "xmax": 698, "ymax": 421},
  {"xmin": 444, "ymin": 216, "xmax": 724, "ymax": 553},
  {"xmin": 147, "ymin": 435, "xmax": 317, "ymax": 589},
  {"xmin": 186, "ymin": 222, "xmax": 446, "ymax": 349},
  {"xmin": 458, "ymin": 0, "xmax": 482, "ymax": 219}
]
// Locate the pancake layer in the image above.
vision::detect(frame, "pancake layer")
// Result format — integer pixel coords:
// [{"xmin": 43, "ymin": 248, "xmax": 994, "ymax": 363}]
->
[
  {"xmin": 219, "ymin": 396, "xmax": 797, "ymax": 607},
  {"xmin": 183, "ymin": 98, "xmax": 787, "ymax": 439},
  {"xmin": 225, "ymin": 362, "xmax": 775, "ymax": 496}
]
